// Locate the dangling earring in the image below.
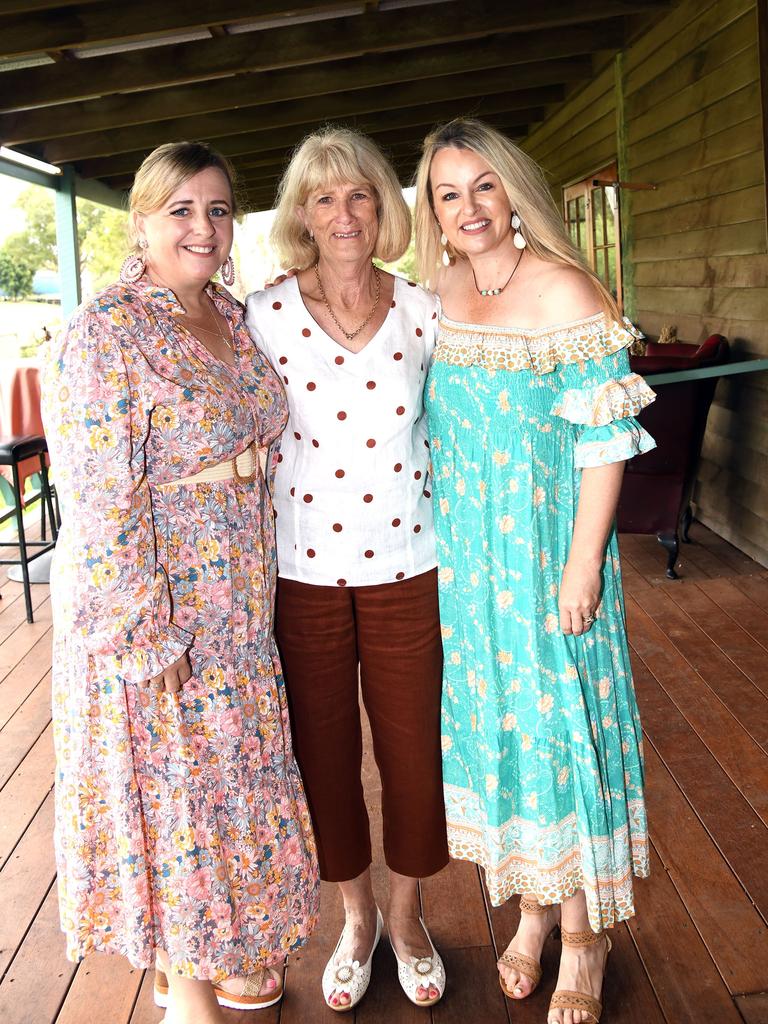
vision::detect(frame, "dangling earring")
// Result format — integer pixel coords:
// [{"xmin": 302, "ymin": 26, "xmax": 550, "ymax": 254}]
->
[
  {"xmin": 511, "ymin": 213, "xmax": 527, "ymax": 250},
  {"xmin": 440, "ymin": 231, "xmax": 450, "ymax": 267},
  {"xmin": 119, "ymin": 239, "xmax": 147, "ymax": 284},
  {"xmin": 221, "ymin": 255, "xmax": 235, "ymax": 286}
]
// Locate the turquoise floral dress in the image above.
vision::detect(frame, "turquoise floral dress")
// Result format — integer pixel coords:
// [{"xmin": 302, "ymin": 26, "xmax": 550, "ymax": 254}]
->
[{"xmin": 426, "ymin": 310, "xmax": 655, "ymax": 932}]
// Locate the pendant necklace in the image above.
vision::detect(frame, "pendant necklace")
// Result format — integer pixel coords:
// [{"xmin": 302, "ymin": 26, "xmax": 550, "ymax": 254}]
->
[
  {"xmin": 314, "ymin": 263, "xmax": 381, "ymax": 341},
  {"xmin": 471, "ymin": 247, "xmax": 524, "ymax": 297}
]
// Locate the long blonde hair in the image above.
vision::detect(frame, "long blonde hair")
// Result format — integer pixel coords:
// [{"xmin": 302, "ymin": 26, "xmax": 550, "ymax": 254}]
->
[
  {"xmin": 413, "ymin": 118, "xmax": 619, "ymax": 319},
  {"xmin": 271, "ymin": 126, "xmax": 411, "ymax": 269},
  {"xmin": 128, "ymin": 142, "xmax": 238, "ymax": 251}
]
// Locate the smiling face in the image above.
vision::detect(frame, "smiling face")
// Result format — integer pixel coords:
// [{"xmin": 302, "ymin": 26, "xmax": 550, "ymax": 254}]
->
[
  {"xmin": 298, "ymin": 180, "xmax": 379, "ymax": 266},
  {"xmin": 134, "ymin": 166, "xmax": 234, "ymax": 289},
  {"xmin": 430, "ymin": 145, "xmax": 514, "ymax": 258}
]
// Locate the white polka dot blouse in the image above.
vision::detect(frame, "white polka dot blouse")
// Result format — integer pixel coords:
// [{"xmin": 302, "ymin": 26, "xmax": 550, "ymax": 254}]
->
[{"xmin": 245, "ymin": 275, "xmax": 438, "ymax": 587}]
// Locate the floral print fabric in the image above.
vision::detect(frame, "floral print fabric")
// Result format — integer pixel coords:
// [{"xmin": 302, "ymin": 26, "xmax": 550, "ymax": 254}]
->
[
  {"xmin": 42, "ymin": 279, "xmax": 319, "ymax": 976},
  {"xmin": 426, "ymin": 311, "xmax": 653, "ymax": 931}
]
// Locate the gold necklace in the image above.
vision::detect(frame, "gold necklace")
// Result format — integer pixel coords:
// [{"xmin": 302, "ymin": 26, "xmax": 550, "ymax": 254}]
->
[
  {"xmin": 314, "ymin": 263, "xmax": 381, "ymax": 342},
  {"xmin": 183, "ymin": 302, "xmax": 232, "ymax": 349}
]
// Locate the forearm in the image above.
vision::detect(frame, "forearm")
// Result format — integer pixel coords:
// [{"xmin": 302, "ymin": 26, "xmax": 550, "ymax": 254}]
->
[{"xmin": 568, "ymin": 461, "xmax": 626, "ymax": 567}]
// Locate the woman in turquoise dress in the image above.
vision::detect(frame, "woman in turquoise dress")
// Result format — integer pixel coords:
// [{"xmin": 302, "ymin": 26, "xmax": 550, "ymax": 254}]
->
[{"xmin": 414, "ymin": 120, "xmax": 654, "ymax": 1024}]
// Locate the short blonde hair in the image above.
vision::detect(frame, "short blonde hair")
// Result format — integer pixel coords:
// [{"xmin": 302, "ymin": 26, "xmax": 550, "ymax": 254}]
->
[
  {"xmin": 414, "ymin": 118, "xmax": 619, "ymax": 319},
  {"xmin": 271, "ymin": 126, "xmax": 411, "ymax": 269},
  {"xmin": 128, "ymin": 141, "xmax": 238, "ymax": 251}
]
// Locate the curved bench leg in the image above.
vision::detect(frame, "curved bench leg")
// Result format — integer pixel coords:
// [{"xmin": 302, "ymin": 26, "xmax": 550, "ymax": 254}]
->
[{"xmin": 658, "ymin": 531, "xmax": 680, "ymax": 580}]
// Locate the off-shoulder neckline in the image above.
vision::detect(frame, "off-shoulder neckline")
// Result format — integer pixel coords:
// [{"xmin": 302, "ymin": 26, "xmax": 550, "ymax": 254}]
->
[{"xmin": 438, "ymin": 309, "xmax": 607, "ymax": 336}]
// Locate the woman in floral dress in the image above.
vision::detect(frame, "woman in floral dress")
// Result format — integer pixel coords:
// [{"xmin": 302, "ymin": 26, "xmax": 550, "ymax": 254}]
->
[
  {"xmin": 42, "ymin": 142, "xmax": 318, "ymax": 1024},
  {"xmin": 414, "ymin": 120, "xmax": 654, "ymax": 1024}
]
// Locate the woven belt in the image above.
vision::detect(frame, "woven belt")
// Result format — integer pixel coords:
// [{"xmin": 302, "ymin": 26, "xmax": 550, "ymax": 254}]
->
[{"xmin": 158, "ymin": 442, "xmax": 260, "ymax": 489}]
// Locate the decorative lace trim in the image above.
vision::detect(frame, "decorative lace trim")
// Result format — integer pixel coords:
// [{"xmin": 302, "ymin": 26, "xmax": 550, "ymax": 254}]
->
[
  {"xmin": 444, "ymin": 784, "xmax": 649, "ymax": 932},
  {"xmin": 575, "ymin": 423, "xmax": 656, "ymax": 469},
  {"xmin": 434, "ymin": 314, "xmax": 643, "ymax": 375},
  {"xmin": 552, "ymin": 373, "xmax": 656, "ymax": 427}
]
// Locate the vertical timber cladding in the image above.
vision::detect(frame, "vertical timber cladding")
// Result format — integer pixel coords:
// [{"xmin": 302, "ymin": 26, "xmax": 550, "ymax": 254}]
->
[{"xmin": 523, "ymin": 0, "xmax": 768, "ymax": 567}]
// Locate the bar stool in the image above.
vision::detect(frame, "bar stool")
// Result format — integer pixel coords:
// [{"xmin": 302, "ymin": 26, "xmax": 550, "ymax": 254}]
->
[{"xmin": 0, "ymin": 435, "xmax": 58, "ymax": 623}]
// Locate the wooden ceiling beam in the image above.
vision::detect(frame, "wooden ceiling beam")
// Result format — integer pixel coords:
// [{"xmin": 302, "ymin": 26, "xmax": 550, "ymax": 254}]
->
[
  {"xmin": 82, "ymin": 118, "xmax": 526, "ymax": 182},
  {"xmin": 43, "ymin": 56, "xmax": 582, "ymax": 163},
  {"xmin": 0, "ymin": 0, "xmax": 100, "ymax": 14},
  {"xmin": 0, "ymin": 0, "xmax": 669, "ymax": 112},
  {"xmin": 0, "ymin": 1, "xmax": 365, "ymax": 58},
  {"xmin": 0, "ymin": 19, "xmax": 626, "ymax": 145}
]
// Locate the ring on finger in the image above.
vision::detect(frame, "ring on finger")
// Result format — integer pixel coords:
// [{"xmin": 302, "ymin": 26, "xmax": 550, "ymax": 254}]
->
[{"xmin": 584, "ymin": 613, "xmax": 596, "ymax": 624}]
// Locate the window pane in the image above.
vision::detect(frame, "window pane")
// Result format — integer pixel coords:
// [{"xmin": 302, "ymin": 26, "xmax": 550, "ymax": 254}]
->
[
  {"xmin": 607, "ymin": 246, "xmax": 617, "ymax": 297},
  {"xmin": 592, "ymin": 188, "xmax": 605, "ymax": 248},
  {"xmin": 595, "ymin": 248, "xmax": 605, "ymax": 281}
]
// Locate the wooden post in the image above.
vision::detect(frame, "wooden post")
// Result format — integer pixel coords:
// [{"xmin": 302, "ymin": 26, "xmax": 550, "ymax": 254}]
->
[
  {"xmin": 54, "ymin": 164, "xmax": 81, "ymax": 316},
  {"xmin": 757, "ymin": 0, "xmax": 768, "ymax": 247}
]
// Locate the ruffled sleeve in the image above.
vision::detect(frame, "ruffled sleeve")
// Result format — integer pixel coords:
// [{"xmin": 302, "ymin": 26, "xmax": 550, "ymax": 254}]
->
[
  {"xmin": 41, "ymin": 304, "xmax": 193, "ymax": 684},
  {"xmin": 550, "ymin": 317, "xmax": 657, "ymax": 468}
]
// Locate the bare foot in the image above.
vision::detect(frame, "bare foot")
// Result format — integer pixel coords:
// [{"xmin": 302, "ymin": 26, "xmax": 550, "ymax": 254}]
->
[
  {"xmin": 498, "ymin": 902, "xmax": 560, "ymax": 999},
  {"xmin": 547, "ymin": 933, "xmax": 610, "ymax": 1024},
  {"xmin": 389, "ymin": 912, "xmax": 440, "ymax": 1002},
  {"xmin": 327, "ymin": 907, "xmax": 379, "ymax": 1009}
]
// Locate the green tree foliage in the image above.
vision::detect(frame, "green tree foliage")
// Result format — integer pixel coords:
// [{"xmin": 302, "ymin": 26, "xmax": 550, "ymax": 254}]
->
[
  {"xmin": 0, "ymin": 249, "xmax": 34, "ymax": 299},
  {"xmin": 7, "ymin": 185, "xmax": 128, "ymax": 292}
]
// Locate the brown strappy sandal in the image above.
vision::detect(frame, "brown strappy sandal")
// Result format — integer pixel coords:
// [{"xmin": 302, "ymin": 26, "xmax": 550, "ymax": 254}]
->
[
  {"xmin": 548, "ymin": 927, "xmax": 612, "ymax": 1023},
  {"xmin": 498, "ymin": 897, "xmax": 557, "ymax": 999}
]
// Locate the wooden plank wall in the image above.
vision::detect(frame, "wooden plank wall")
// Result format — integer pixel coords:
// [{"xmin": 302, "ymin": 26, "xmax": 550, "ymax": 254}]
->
[{"xmin": 523, "ymin": 0, "xmax": 768, "ymax": 567}]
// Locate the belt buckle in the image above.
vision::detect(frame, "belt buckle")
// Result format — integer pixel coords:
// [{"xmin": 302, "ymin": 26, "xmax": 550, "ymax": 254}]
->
[{"xmin": 232, "ymin": 442, "xmax": 259, "ymax": 483}]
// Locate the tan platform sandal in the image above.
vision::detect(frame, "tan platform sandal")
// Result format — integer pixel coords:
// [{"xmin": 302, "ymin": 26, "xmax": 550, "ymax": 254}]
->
[
  {"xmin": 498, "ymin": 897, "xmax": 557, "ymax": 999},
  {"xmin": 154, "ymin": 965, "xmax": 283, "ymax": 1010},
  {"xmin": 548, "ymin": 927, "xmax": 612, "ymax": 1024}
]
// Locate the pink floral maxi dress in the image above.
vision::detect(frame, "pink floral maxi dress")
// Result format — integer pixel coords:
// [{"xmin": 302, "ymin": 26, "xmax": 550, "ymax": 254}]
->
[{"xmin": 41, "ymin": 280, "xmax": 319, "ymax": 977}]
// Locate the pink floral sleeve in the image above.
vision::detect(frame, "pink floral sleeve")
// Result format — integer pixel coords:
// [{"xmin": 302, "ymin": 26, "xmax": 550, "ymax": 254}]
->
[{"xmin": 43, "ymin": 306, "xmax": 192, "ymax": 684}]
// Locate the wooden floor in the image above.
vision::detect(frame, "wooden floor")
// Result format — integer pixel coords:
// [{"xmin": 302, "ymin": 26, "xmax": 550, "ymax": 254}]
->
[{"xmin": 1, "ymin": 522, "xmax": 767, "ymax": 1024}]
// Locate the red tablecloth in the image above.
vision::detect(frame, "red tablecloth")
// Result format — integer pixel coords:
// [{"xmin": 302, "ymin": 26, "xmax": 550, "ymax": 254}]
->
[{"xmin": 0, "ymin": 360, "xmax": 47, "ymax": 497}]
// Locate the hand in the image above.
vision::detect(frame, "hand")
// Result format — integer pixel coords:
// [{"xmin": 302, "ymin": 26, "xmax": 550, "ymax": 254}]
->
[
  {"xmin": 264, "ymin": 267, "xmax": 297, "ymax": 288},
  {"xmin": 139, "ymin": 652, "xmax": 192, "ymax": 694},
  {"xmin": 558, "ymin": 559, "xmax": 602, "ymax": 636}
]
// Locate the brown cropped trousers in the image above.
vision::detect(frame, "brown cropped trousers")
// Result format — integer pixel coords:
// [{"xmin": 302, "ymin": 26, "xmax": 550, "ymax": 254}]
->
[{"xmin": 275, "ymin": 568, "xmax": 449, "ymax": 882}]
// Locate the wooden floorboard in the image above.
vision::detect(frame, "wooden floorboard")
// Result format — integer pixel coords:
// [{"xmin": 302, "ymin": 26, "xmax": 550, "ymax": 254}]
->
[{"xmin": 0, "ymin": 523, "xmax": 766, "ymax": 1022}]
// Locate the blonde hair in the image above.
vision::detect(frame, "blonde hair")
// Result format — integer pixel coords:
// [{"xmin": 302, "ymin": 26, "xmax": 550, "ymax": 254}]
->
[
  {"xmin": 128, "ymin": 141, "xmax": 238, "ymax": 250},
  {"xmin": 271, "ymin": 126, "xmax": 411, "ymax": 269},
  {"xmin": 414, "ymin": 118, "xmax": 619, "ymax": 319}
]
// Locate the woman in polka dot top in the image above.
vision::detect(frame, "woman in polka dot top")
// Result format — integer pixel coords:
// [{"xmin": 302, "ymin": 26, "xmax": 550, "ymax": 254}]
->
[{"xmin": 245, "ymin": 127, "xmax": 448, "ymax": 1013}]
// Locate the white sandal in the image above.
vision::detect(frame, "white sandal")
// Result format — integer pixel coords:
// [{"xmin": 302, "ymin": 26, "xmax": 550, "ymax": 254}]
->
[
  {"xmin": 391, "ymin": 917, "xmax": 446, "ymax": 1007},
  {"xmin": 321, "ymin": 906, "xmax": 383, "ymax": 1012}
]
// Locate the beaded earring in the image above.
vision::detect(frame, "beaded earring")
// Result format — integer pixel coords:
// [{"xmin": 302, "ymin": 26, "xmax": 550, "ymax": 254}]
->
[
  {"xmin": 221, "ymin": 255, "xmax": 235, "ymax": 286},
  {"xmin": 119, "ymin": 239, "xmax": 147, "ymax": 284}
]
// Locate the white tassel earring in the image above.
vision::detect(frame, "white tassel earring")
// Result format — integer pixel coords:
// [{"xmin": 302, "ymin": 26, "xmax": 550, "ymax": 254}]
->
[
  {"xmin": 511, "ymin": 213, "xmax": 527, "ymax": 250},
  {"xmin": 440, "ymin": 232, "xmax": 450, "ymax": 267}
]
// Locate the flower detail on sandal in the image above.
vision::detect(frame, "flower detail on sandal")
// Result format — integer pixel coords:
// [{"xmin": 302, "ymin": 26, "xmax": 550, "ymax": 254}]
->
[
  {"xmin": 321, "ymin": 907, "xmax": 383, "ymax": 1012},
  {"xmin": 391, "ymin": 917, "xmax": 446, "ymax": 1007}
]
